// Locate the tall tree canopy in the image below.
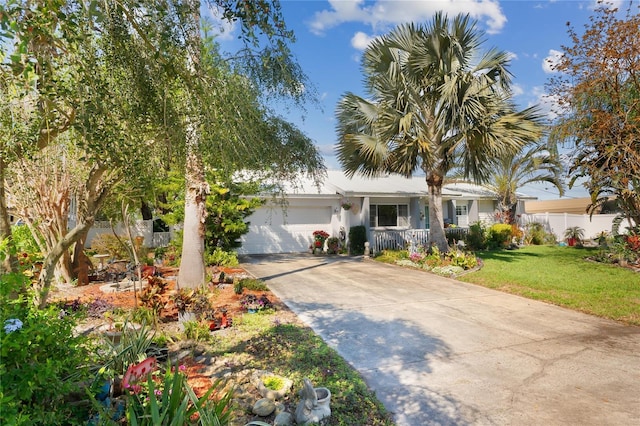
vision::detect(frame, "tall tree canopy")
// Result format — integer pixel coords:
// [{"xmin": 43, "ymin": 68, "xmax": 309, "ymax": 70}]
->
[
  {"xmin": 335, "ymin": 13, "xmax": 543, "ymax": 251},
  {"xmin": 1, "ymin": 0, "xmax": 325, "ymax": 300},
  {"xmin": 547, "ymin": 1, "xmax": 640, "ymax": 226}
]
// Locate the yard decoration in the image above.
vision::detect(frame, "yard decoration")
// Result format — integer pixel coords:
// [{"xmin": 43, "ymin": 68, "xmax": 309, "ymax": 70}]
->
[
  {"xmin": 295, "ymin": 378, "xmax": 331, "ymax": 425},
  {"xmin": 122, "ymin": 356, "xmax": 157, "ymax": 394},
  {"xmin": 251, "ymin": 370, "xmax": 293, "ymax": 401}
]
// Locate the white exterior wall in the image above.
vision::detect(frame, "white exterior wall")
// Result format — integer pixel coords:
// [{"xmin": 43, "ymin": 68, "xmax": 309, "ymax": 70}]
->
[{"xmin": 477, "ymin": 200, "xmax": 496, "ymax": 224}]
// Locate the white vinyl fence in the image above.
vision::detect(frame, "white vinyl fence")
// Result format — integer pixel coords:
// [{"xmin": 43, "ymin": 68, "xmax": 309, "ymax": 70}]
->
[
  {"xmin": 86, "ymin": 220, "xmax": 172, "ymax": 248},
  {"xmin": 520, "ymin": 213, "xmax": 635, "ymax": 241}
]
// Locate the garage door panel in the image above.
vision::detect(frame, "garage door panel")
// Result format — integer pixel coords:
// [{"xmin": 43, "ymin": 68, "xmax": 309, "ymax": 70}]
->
[{"xmin": 239, "ymin": 205, "xmax": 333, "ymax": 254}]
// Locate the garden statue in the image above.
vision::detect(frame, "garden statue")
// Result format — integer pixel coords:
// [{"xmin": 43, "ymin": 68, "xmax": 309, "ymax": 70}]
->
[{"xmin": 295, "ymin": 378, "xmax": 331, "ymax": 425}]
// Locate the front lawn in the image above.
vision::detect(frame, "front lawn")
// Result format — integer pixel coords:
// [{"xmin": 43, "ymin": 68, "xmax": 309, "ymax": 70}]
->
[{"xmin": 458, "ymin": 245, "xmax": 640, "ymax": 325}]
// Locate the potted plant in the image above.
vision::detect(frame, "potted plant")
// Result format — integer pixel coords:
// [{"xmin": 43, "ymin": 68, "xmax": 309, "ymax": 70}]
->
[
  {"xmin": 564, "ymin": 226, "xmax": 585, "ymax": 247},
  {"xmin": 326, "ymin": 237, "xmax": 340, "ymax": 254},
  {"xmin": 340, "ymin": 199, "xmax": 353, "ymax": 210},
  {"xmin": 311, "ymin": 230, "xmax": 330, "ymax": 254}
]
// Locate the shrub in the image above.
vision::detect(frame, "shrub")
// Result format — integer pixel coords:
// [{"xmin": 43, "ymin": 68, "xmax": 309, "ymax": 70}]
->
[
  {"xmin": 237, "ymin": 277, "xmax": 268, "ymax": 291},
  {"xmin": 465, "ymin": 221, "xmax": 487, "ymax": 250},
  {"xmin": 524, "ymin": 222, "xmax": 546, "ymax": 245},
  {"xmin": 1, "ymin": 267, "xmax": 92, "ymax": 424},
  {"xmin": 487, "ymin": 223, "xmax": 513, "ymax": 249},
  {"xmin": 349, "ymin": 225, "xmax": 367, "ymax": 255},
  {"xmin": 446, "ymin": 248, "xmax": 478, "ymax": 269},
  {"xmin": 90, "ymin": 233, "xmax": 130, "ymax": 259},
  {"xmin": 182, "ymin": 320, "xmax": 212, "ymax": 342},
  {"xmin": 326, "ymin": 236, "xmax": 341, "ymax": 254},
  {"xmin": 11, "ymin": 224, "xmax": 42, "ymax": 257},
  {"xmin": 205, "ymin": 247, "xmax": 239, "ymax": 267}
]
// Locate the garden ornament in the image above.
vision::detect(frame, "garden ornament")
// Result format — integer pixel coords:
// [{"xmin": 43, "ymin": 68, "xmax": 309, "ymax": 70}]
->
[{"xmin": 295, "ymin": 378, "xmax": 331, "ymax": 425}]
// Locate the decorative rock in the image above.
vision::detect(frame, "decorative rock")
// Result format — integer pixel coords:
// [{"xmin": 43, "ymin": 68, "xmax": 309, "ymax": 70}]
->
[
  {"xmin": 274, "ymin": 401, "xmax": 286, "ymax": 416},
  {"xmin": 274, "ymin": 411, "xmax": 293, "ymax": 426},
  {"xmin": 169, "ymin": 349, "xmax": 191, "ymax": 364},
  {"xmin": 252, "ymin": 398, "xmax": 276, "ymax": 417}
]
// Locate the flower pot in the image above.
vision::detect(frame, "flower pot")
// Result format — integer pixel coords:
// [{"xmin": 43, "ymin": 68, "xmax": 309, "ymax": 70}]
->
[
  {"xmin": 567, "ymin": 237, "xmax": 576, "ymax": 247},
  {"xmin": 251, "ymin": 370, "xmax": 293, "ymax": 401},
  {"xmin": 103, "ymin": 330, "xmax": 123, "ymax": 345}
]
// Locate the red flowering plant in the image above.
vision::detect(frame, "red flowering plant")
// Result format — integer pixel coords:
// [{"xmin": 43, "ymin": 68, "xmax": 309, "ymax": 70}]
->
[{"xmin": 312, "ymin": 230, "xmax": 330, "ymax": 252}]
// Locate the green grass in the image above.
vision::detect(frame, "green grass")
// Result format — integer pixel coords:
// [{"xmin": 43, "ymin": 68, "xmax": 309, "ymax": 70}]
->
[
  {"xmin": 210, "ymin": 311, "xmax": 394, "ymax": 425},
  {"xmin": 458, "ymin": 245, "xmax": 640, "ymax": 325}
]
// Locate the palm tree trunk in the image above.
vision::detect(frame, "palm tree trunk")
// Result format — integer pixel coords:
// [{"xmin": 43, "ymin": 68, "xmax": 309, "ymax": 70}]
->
[{"xmin": 426, "ymin": 172, "xmax": 449, "ymax": 253}]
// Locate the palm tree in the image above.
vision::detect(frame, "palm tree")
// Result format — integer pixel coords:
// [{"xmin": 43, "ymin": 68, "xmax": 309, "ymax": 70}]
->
[
  {"xmin": 487, "ymin": 141, "xmax": 565, "ymax": 224},
  {"xmin": 336, "ymin": 13, "xmax": 544, "ymax": 252}
]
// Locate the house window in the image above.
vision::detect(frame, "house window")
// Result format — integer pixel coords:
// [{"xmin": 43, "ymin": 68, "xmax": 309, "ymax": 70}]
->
[{"xmin": 370, "ymin": 204, "xmax": 409, "ymax": 227}]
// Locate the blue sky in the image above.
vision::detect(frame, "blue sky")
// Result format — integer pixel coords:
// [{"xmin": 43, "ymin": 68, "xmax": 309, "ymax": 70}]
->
[{"xmin": 211, "ymin": 0, "xmax": 628, "ymax": 200}]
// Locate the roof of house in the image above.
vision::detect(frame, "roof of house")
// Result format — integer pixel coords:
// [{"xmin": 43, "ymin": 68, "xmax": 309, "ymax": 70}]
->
[{"xmin": 282, "ymin": 170, "xmax": 532, "ymax": 201}]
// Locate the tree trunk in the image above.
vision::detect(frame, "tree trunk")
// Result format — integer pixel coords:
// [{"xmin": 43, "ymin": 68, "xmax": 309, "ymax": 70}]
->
[
  {"xmin": 0, "ymin": 160, "xmax": 18, "ymax": 274},
  {"xmin": 36, "ymin": 220, "xmax": 94, "ymax": 307},
  {"xmin": 177, "ymin": 0, "xmax": 208, "ymax": 289},
  {"xmin": 36, "ymin": 164, "xmax": 110, "ymax": 306},
  {"xmin": 426, "ymin": 172, "xmax": 449, "ymax": 253},
  {"xmin": 177, "ymin": 132, "xmax": 208, "ymax": 289},
  {"xmin": 71, "ymin": 230, "xmax": 92, "ymax": 286}
]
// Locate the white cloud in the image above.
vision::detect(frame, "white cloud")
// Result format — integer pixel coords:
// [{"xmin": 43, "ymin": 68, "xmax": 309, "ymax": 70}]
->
[
  {"xmin": 589, "ymin": 0, "xmax": 626, "ymax": 10},
  {"xmin": 512, "ymin": 83, "xmax": 524, "ymax": 97},
  {"xmin": 543, "ymin": 49, "xmax": 563, "ymax": 74},
  {"xmin": 351, "ymin": 31, "xmax": 376, "ymax": 50},
  {"xmin": 309, "ymin": 0, "xmax": 507, "ymax": 35},
  {"xmin": 529, "ymin": 85, "xmax": 566, "ymax": 121},
  {"xmin": 205, "ymin": 4, "xmax": 238, "ymax": 41}
]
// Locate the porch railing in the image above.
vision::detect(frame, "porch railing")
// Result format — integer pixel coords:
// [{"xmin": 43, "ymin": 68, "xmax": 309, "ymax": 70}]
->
[{"xmin": 371, "ymin": 228, "xmax": 468, "ymax": 253}]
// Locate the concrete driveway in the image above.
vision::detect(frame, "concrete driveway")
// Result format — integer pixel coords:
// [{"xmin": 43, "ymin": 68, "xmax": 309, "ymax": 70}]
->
[{"xmin": 241, "ymin": 254, "xmax": 640, "ymax": 426}]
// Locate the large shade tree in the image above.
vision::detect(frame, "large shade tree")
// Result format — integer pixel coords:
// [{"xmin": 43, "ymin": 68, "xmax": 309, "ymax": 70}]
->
[
  {"xmin": 2, "ymin": 0, "xmax": 324, "ymax": 297},
  {"xmin": 116, "ymin": 0, "xmax": 325, "ymax": 288},
  {"xmin": 547, "ymin": 2, "xmax": 640, "ymax": 227},
  {"xmin": 336, "ymin": 13, "xmax": 544, "ymax": 251}
]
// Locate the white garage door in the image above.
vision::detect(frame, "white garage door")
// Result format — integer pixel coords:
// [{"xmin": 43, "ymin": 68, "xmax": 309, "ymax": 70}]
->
[{"xmin": 238, "ymin": 206, "xmax": 333, "ymax": 254}]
